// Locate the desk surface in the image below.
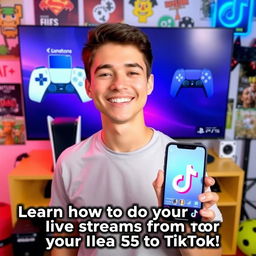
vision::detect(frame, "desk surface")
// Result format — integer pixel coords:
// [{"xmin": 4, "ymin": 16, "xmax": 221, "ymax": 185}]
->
[
  {"xmin": 9, "ymin": 149, "xmax": 244, "ymax": 179},
  {"xmin": 9, "ymin": 150, "xmax": 53, "ymax": 179},
  {"xmin": 207, "ymin": 150, "xmax": 244, "ymax": 177}
]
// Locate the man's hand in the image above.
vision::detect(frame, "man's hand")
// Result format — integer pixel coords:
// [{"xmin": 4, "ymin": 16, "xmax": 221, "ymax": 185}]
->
[
  {"xmin": 199, "ymin": 176, "xmax": 219, "ymax": 221},
  {"xmin": 152, "ymin": 170, "xmax": 219, "ymax": 221},
  {"xmin": 152, "ymin": 170, "xmax": 164, "ymax": 207}
]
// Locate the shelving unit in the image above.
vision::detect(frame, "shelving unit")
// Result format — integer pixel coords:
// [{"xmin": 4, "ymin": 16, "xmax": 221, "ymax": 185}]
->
[
  {"xmin": 207, "ymin": 150, "xmax": 244, "ymax": 255},
  {"xmin": 8, "ymin": 150, "xmax": 53, "ymax": 224},
  {"xmin": 8, "ymin": 149, "xmax": 244, "ymax": 255}
]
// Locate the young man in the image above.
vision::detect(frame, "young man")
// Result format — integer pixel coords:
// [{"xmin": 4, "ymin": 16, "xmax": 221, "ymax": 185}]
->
[{"xmin": 50, "ymin": 23, "xmax": 222, "ymax": 256}]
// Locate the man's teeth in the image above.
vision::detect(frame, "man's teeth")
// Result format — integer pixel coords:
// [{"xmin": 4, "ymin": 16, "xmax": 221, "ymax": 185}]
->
[{"xmin": 109, "ymin": 98, "xmax": 132, "ymax": 103}]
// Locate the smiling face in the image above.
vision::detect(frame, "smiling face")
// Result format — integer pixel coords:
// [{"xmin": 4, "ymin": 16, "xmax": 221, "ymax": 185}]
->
[
  {"xmin": 86, "ymin": 43, "xmax": 153, "ymax": 125},
  {"xmin": 133, "ymin": 0, "xmax": 153, "ymax": 23},
  {"xmin": 241, "ymin": 87, "xmax": 254, "ymax": 108}
]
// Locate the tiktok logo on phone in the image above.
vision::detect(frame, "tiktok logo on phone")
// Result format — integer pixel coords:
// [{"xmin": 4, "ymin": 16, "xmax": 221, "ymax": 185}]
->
[
  {"xmin": 212, "ymin": 0, "xmax": 254, "ymax": 36},
  {"xmin": 172, "ymin": 165, "xmax": 198, "ymax": 194},
  {"xmin": 191, "ymin": 209, "xmax": 198, "ymax": 218}
]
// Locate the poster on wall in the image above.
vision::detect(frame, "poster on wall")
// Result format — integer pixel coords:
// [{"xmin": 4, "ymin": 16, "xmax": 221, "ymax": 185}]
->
[
  {"xmin": 235, "ymin": 109, "xmax": 256, "ymax": 139},
  {"xmin": 236, "ymin": 67, "xmax": 256, "ymax": 109},
  {"xmin": 124, "ymin": 0, "xmax": 208, "ymax": 28},
  {"xmin": 236, "ymin": 76, "xmax": 256, "ymax": 109},
  {"xmin": 0, "ymin": 0, "xmax": 23, "ymax": 56},
  {"xmin": 34, "ymin": 0, "xmax": 79, "ymax": 26},
  {"xmin": 0, "ymin": 58, "xmax": 21, "ymax": 84},
  {"xmin": 83, "ymin": 0, "xmax": 123, "ymax": 25},
  {"xmin": 235, "ymin": 62, "xmax": 256, "ymax": 138},
  {"xmin": 0, "ymin": 83, "xmax": 25, "ymax": 145}
]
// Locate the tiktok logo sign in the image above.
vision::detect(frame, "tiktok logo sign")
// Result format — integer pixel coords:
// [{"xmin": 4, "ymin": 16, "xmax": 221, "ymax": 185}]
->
[
  {"xmin": 172, "ymin": 165, "xmax": 198, "ymax": 194},
  {"xmin": 212, "ymin": 0, "xmax": 254, "ymax": 36}
]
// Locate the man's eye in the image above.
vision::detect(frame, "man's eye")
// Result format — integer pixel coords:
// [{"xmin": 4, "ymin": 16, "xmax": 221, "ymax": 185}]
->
[
  {"xmin": 129, "ymin": 72, "xmax": 139, "ymax": 76},
  {"xmin": 98, "ymin": 73, "xmax": 111, "ymax": 77}
]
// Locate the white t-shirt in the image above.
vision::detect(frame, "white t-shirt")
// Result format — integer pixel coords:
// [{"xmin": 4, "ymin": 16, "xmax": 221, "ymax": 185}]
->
[{"xmin": 50, "ymin": 129, "xmax": 222, "ymax": 256}]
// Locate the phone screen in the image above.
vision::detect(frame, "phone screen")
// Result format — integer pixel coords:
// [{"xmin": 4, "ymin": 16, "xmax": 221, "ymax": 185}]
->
[{"xmin": 163, "ymin": 143, "xmax": 206, "ymax": 221}]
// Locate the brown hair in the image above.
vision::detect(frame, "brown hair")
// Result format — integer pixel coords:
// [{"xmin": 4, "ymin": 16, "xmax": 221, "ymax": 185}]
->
[{"xmin": 82, "ymin": 23, "xmax": 153, "ymax": 81}]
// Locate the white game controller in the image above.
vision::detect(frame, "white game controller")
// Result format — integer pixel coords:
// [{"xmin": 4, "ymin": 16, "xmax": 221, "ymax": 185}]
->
[{"xmin": 29, "ymin": 58, "xmax": 91, "ymax": 103}]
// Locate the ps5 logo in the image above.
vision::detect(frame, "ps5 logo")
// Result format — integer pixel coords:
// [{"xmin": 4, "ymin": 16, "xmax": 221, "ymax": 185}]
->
[
  {"xmin": 172, "ymin": 165, "xmax": 198, "ymax": 194},
  {"xmin": 212, "ymin": 0, "xmax": 254, "ymax": 36}
]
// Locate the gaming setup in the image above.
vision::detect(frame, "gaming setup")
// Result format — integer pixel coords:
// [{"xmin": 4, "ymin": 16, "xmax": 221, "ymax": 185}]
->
[
  {"xmin": 19, "ymin": 25, "xmax": 233, "ymax": 145},
  {"xmin": 13, "ymin": 26, "xmax": 234, "ymax": 255}
]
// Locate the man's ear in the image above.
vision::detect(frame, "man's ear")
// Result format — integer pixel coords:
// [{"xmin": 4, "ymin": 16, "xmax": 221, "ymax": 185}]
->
[
  {"xmin": 147, "ymin": 74, "xmax": 154, "ymax": 95},
  {"xmin": 85, "ymin": 79, "xmax": 93, "ymax": 99}
]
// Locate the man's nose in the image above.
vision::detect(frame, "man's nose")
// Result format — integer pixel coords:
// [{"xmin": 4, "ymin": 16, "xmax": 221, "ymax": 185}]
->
[{"xmin": 110, "ymin": 73, "xmax": 128, "ymax": 90}]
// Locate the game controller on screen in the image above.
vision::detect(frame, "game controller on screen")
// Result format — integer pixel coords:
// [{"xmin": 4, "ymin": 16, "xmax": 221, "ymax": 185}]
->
[
  {"xmin": 170, "ymin": 69, "xmax": 214, "ymax": 97},
  {"xmin": 28, "ymin": 55, "xmax": 91, "ymax": 103}
]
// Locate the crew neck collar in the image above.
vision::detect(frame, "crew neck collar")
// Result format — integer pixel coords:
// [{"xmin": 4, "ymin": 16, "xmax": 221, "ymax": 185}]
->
[{"xmin": 96, "ymin": 129, "xmax": 159, "ymax": 156}]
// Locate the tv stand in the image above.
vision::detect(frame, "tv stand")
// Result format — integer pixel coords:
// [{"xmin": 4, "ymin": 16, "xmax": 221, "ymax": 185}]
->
[{"xmin": 9, "ymin": 149, "xmax": 244, "ymax": 255}]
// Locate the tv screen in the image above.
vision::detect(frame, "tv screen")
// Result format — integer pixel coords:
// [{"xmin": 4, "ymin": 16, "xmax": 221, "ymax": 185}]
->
[{"xmin": 19, "ymin": 26, "xmax": 233, "ymax": 140}]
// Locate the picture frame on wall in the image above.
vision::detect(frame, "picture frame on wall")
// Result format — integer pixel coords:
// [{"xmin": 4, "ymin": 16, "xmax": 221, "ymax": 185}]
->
[{"xmin": 0, "ymin": 83, "xmax": 25, "ymax": 144}]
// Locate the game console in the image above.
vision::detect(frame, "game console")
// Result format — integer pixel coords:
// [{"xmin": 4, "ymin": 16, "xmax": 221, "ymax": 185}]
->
[
  {"xmin": 170, "ymin": 69, "xmax": 214, "ymax": 97},
  {"xmin": 29, "ymin": 55, "xmax": 91, "ymax": 103}
]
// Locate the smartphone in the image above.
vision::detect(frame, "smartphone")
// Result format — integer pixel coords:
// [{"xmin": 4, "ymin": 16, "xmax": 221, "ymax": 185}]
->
[{"xmin": 162, "ymin": 142, "xmax": 207, "ymax": 222}]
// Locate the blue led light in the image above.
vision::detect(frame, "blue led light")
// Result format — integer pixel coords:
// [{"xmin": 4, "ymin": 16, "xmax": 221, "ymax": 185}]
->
[{"xmin": 211, "ymin": 0, "xmax": 254, "ymax": 36}]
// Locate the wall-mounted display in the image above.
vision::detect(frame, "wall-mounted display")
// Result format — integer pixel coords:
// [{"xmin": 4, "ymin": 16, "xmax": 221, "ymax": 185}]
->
[{"xmin": 19, "ymin": 26, "xmax": 233, "ymax": 140}]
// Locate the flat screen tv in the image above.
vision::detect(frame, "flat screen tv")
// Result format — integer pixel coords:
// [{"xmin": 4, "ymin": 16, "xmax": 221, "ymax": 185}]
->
[{"xmin": 18, "ymin": 25, "xmax": 233, "ymax": 140}]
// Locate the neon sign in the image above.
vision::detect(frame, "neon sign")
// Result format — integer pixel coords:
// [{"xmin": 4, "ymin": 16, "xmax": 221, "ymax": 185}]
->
[{"xmin": 212, "ymin": 0, "xmax": 254, "ymax": 36}]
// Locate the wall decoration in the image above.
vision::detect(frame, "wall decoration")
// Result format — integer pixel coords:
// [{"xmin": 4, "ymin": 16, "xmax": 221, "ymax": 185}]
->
[
  {"xmin": 0, "ymin": 117, "xmax": 25, "ymax": 144},
  {"xmin": 200, "ymin": 0, "xmax": 214, "ymax": 19},
  {"xmin": 164, "ymin": 0, "xmax": 189, "ymax": 20},
  {"xmin": 236, "ymin": 37, "xmax": 256, "ymax": 110},
  {"xmin": 235, "ymin": 109, "xmax": 256, "ymax": 139},
  {"xmin": 129, "ymin": 0, "xmax": 157, "ymax": 23},
  {"xmin": 157, "ymin": 15, "xmax": 175, "ymax": 27},
  {"xmin": 84, "ymin": 0, "xmax": 123, "ymax": 25},
  {"xmin": 0, "ymin": 84, "xmax": 23, "ymax": 116},
  {"xmin": 235, "ymin": 38, "xmax": 256, "ymax": 138},
  {"xmin": 0, "ymin": 57, "xmax": 21, "ymax": 84},
  {"xmin": 125, "ymin": 0, "xmax": 204, "ymax": 27},
  {"xmin": 231, "ymin": 37, "xmax": 256, "ymax": 71},
  {"xmin": 178, "ymin": 16, "xmax": 194, "ymax": 27},
  {"xmin": 211, "ymin": 0, "xmax": 254, "ymax": 36},
  {"xmin": 0, "ymin": 83, "xmax": 25, "ymax": 145},
  {"xmin": 0, "ymin": 1, "xmax": 23, "ymax": 56},
  {"xmin": 236, "ymin": 72, "xmax": 256, "ymax": 109},
  {"xmin": 34, "ymin": 0, "xmax": 79, "ymax": 25}
]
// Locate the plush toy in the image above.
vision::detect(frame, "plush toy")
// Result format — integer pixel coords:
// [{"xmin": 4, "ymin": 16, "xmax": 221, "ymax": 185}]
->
[{"xmin": 237, "ymin": 219, "xmax": 256, "ymax": 256}]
